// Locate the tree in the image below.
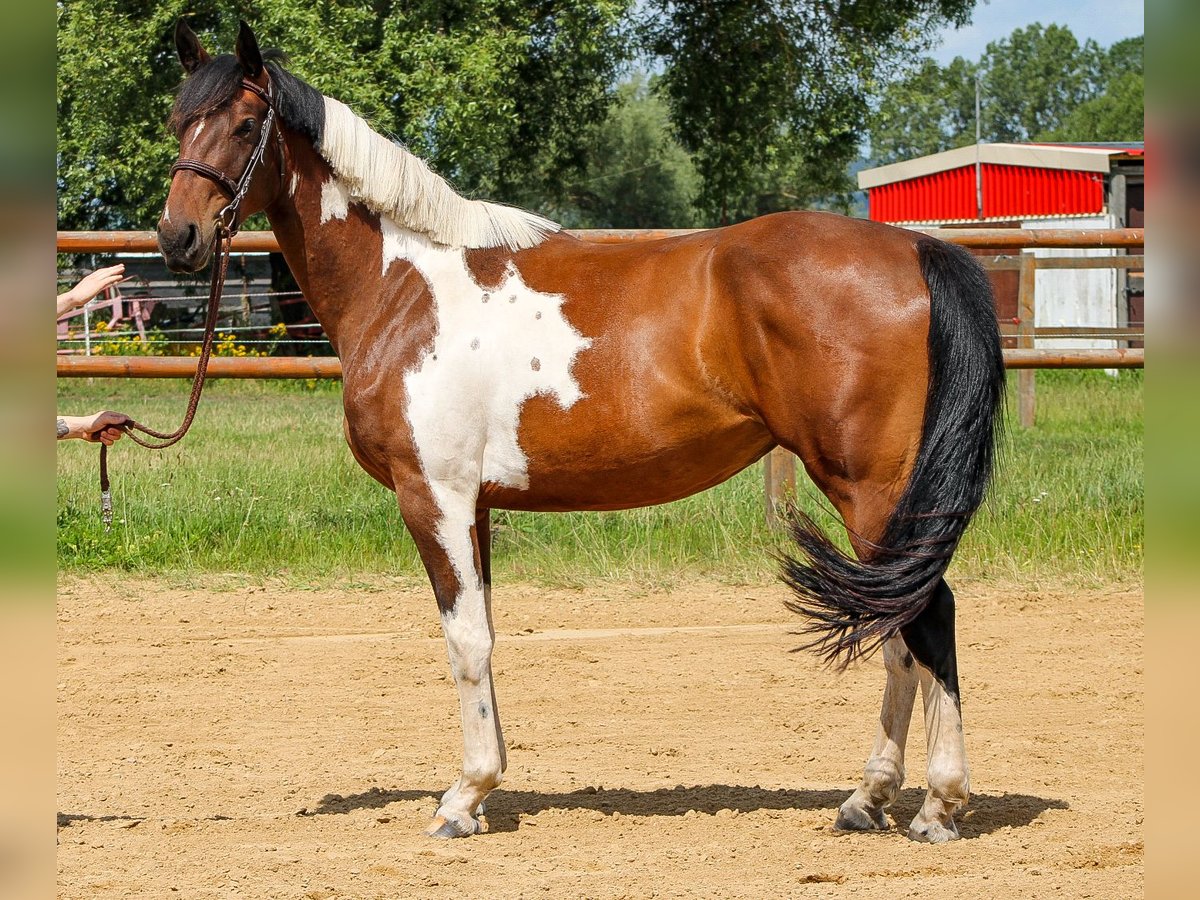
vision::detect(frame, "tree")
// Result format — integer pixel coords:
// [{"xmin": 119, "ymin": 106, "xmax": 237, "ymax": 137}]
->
[
  {"xmin": 869, "ymin": 25, "xmax": 1144, "ymax": 165},
  {"xmin": 559, "ymin": 73, "xmax": 701, "ymax": 229},
  {"xmin": 870, "ymin": 56, "xmax": 978, "ymax": 164},
  {"xmin": 1044, "ymin": 35, "xmax": 1143, "ymax": 142},
  {"xmin": 56, "ymin": 1, "xmax": 632, "ymax": 229},
  {"xmin": 639, "ymin": 0, "xmax": 976, "ymax": 224},
  {"xmin": 981, "ymin": 24, "xmax": 1107, "ymax": 142},
  {"xmin": 1043, "ymin": 71, "xmax": 1144, "ymax": 143}
]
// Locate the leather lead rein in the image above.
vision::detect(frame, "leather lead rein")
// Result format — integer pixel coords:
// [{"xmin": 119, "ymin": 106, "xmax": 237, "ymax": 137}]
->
[{"xmin": 99, "ymin": 226, "xmax": 231, "ymax": 530}]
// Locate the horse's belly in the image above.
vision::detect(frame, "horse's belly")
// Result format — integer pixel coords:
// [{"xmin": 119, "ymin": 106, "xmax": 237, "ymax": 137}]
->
[{"xmin": 478, "ymin": 416, "xmax": 773, "ymax": 512}]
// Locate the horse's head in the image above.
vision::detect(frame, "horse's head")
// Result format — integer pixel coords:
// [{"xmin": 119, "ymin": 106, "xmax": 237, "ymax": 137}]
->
[{"xmin": 158, "ymin": 20, "xmax": 285, "ymax": 272}]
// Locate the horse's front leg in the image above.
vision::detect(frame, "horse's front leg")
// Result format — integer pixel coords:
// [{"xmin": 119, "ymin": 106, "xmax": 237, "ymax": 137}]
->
[{"xmin": 398, "ymin": 484, "xmax": 504, "ymax": 838}]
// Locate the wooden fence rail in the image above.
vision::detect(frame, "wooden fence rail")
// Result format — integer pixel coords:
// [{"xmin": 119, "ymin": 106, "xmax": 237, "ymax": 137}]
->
[{"xmin": 54, "ymin": 348, "xmax": 1145, "ymax": 380}]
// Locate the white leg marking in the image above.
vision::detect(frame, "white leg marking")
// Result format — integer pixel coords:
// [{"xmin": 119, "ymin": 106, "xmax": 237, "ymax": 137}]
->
[
  {"xmin": 908, "ymin": 666, "xmax": 969, "ymax": 842},
  {"xmin": 836, "ymin": 636, "xmax": 919, "ymax": 831},
  {"xmin": 427, "ymin": 492, "xmax": 504, "ymax": 837}
]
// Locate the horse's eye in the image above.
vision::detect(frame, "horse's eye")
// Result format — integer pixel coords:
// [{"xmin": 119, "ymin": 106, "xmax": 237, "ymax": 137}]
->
[{"xmin": 235, "ymin": 118, "xmax": 256, "ymax": 137}]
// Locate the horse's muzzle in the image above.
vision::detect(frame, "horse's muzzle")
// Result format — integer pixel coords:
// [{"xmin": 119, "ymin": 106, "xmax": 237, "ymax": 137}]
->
[{"xmin": 157, "ymin": 219, "xmax": 211, "ymax": 273}]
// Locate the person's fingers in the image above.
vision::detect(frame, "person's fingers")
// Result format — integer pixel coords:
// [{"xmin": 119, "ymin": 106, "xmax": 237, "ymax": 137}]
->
[
  {"xmin": 85, "ymin": 428, "xmax": 118, "ymax": 445},
  {"xmin": 97, "ymin": 410, "xmax": 131, "ymax": 428}
]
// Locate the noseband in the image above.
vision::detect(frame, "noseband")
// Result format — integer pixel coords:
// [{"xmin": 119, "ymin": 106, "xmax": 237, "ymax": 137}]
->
[{"xmin": 169, "ymin": 76, "xmax": 284, "ymax": 234}]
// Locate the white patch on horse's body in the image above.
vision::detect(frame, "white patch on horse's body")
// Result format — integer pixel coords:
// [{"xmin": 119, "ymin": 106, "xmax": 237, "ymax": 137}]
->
[
  {"xmin": 191, "ymin": 120, "xmax": 205, "ymax": 142},
  {"xmin": 319, "ymin": 178, "xmax": 349, "ymax": 223},
  {"xmin": 289, "ymin": 171, "xmax": 300, "ymax": 198},
  {"xmin": 317, "ymin": 97, "xmax": 558, "ymax": 251},
  {"xmin": 382, "ymin": 218, "xmax": 590, "ymax": 580},
  {"xmin": 162, "ymin": 207, "xmax": 171, "ymax": 223}
]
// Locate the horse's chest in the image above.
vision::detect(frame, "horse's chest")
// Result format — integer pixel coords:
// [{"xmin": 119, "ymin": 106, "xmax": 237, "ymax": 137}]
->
[{"xmin": 391, "ymin": 224, "xmax": 591, "ymax": 490}]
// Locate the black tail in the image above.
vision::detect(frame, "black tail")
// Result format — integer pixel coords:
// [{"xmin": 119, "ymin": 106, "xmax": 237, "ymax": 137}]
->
[{"xmin": 781, "ymin": 237, "xmax": 1005, "ymax": 666}]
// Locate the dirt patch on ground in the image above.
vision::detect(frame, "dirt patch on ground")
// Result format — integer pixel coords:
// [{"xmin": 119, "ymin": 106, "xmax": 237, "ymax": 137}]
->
[{"xmin": 57, "ymin": 576, "xmax": 1142, "ymax": 898}]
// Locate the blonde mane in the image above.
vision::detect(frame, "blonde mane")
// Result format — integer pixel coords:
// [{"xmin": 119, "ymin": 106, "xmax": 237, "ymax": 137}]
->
[{"xmin": 317, "ymin": 97, "xmax": 559, "ymax": 251}]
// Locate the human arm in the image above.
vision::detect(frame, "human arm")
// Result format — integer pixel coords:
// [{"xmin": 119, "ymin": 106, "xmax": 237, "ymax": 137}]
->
[{"xmin": 56, "ymin": 264, "xmax": 126, "ymax": 317}]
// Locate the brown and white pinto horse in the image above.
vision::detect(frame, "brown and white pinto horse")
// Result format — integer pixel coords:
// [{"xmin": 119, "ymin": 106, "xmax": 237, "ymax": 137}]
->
[{"xmin": 158, "ymin": 22, "xmax": 1004, "ymax": 843}]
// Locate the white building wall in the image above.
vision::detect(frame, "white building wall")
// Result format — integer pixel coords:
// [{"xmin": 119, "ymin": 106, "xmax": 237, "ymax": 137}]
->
[{"xmin": 1023, "ymin": 215, "xmax": 1118, "ymax": 351}]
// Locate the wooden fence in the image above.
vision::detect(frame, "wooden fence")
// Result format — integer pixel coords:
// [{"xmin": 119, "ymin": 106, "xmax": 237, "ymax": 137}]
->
[{"xmin": 58, "ymin": 227, "xmax": 1145, "ymax": 527}]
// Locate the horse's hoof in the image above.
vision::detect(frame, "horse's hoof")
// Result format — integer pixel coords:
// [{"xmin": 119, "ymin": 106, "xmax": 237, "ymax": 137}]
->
[
  {"xmin": 425, "ymin": 813, "xmax": 484, "ymax": 839},
  {"xmin": 906, "ymin": 817, "xmax": 960, "ymax": 843},
  {"xmin": 833, "ymin": 801, "xmax": 888, "ymax": 832}
]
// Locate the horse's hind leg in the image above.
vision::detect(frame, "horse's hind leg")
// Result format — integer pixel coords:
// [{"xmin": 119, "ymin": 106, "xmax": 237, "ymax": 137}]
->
[
  {"xmin": 835, "ymin": 635, "xmax": 920, "ymax": 831},
  {"xmin": 902, "ymin": 578, "xmax": 969, "ymax": 842},
  {"xmin": 396, "ymin": 485, "xmax": 505, "ymax": 838},
  {"xmin": 835, "ymin": 582, "xmax": 968, "ymax": 841}
]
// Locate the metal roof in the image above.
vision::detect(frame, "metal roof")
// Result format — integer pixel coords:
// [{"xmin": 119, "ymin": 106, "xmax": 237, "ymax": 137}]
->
[{"xmin": 857, "ymin": 142, "xmax": 1134, "ymax": 190}]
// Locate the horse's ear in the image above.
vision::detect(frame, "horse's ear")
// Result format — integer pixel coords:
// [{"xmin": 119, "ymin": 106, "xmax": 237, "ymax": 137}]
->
[
  {"xmin": 174, "ymin": 20, "xmax": 211, "ymax": 74},
  {"xmin": 235, "ymin": 20, "xmax": 263, "ymax": 79}
]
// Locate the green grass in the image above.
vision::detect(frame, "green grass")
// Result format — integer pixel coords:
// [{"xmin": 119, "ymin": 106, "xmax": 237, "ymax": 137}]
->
[{"xmin": 56, "ymin": 370, "xmax": 1142, "ymax": 587}]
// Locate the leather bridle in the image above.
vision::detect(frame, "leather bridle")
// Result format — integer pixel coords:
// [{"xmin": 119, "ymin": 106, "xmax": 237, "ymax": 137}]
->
[
  {"xmin": 169, "ymin": 76, "xmax": 284, "ymax": 235},
  {"xmin": 97, "ymin": 76, "xmax": 286, "ymax": 530}
]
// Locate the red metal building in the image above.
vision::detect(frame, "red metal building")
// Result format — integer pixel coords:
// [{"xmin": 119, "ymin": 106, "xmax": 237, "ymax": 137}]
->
[{"xmin": 857, "ymin": 142, "xmax": 1144, "ymax": 227}]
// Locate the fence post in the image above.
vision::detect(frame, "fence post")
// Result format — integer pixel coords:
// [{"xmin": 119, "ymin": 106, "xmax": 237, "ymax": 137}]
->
[
  {"xmin": 763, "ymin": 447, "xmax": 797, "ymax": 529},
  {"xmin": 1017, "ymin": 253, "xmax": 1037, "ymax": 427}
]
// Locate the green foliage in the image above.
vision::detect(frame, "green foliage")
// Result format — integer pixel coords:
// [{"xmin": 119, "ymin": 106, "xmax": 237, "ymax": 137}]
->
[
  {"xmin": 640, "ymin": 0, "xmax": 975, "ymax": 223},
  {"xmin": 57, "ymin": 0, "xmax": 192, "ymax": 229},
  {"xmin": 56, "ymin": 1, "xmax": 633, "ymax": 228},
  {"xmin": 78, "ymin": 321, "xmax": 172, "ymax": 356},
  {"xmin": 982, "ymin": 24, "xmax": 1108, "ymax": 142},
  {"xmin": 380, "ymin": 1, "xmax": 633, "ymax": 207},
  {"xmin": 59, "ymin": 1, "xmax": 978, "ymax": 230},
  {"xmin": 869, "ymin": 56, "xmax": 978, "ymax": 164},
  {"xmin": 560, "ymin": 73, "xmax": 701, "ymax": 229},
  {"xmin": 56, "ymin": 372, "xmax": 1142, "ymax": 586},
  {"xmin": 870, "ymin": 25, "xmax": 1144, "ymax": 164},
  {"xmin": 1043, "ymin": 71, "xmax": 1145, "ymax": 143}
]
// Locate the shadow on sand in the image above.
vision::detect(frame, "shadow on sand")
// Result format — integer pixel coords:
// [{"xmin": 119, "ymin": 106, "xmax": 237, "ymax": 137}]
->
[{"xmin": 301, "ymin": 783, "xmax": 1067, "ymax": 838}]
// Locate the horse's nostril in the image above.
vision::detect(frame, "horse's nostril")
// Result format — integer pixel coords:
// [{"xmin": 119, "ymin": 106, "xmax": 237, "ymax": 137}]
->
[{"xmin": 157, "ymin": 220, "xmax": 208, "ymax": 272}]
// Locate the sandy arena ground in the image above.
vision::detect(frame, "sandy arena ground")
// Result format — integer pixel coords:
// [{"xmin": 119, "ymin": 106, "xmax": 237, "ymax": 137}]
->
[{"xmin": 57, "ymin": 576, "xmax": 1142, "ymax": 898}]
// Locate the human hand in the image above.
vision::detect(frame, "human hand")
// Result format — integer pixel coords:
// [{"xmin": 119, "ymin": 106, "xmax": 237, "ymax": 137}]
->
[
  {"xmin": 59, "ymin": 411, "xmax": 131, "ymax": 445},
  {"xmin": 57, "ymin": 264, "xmax": 126, "ymax": 316}
]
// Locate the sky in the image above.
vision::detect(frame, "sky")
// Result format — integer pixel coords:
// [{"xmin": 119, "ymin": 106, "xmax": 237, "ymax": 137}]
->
[{"xmin": 930, "ymin": 0, "xmax": 1145, "ymax": 64}]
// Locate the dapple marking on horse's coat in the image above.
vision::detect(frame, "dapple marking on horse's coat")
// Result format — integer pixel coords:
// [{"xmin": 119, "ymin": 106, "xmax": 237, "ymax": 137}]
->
[{"xmin": 158, "ymin": 20, "xmax": 1003, "ymax": 847}]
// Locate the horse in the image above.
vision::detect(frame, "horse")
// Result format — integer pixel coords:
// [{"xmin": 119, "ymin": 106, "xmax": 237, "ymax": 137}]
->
[{"xmin": 157, "ymin": 21, "xmax": 1004, "ymax": 843}]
